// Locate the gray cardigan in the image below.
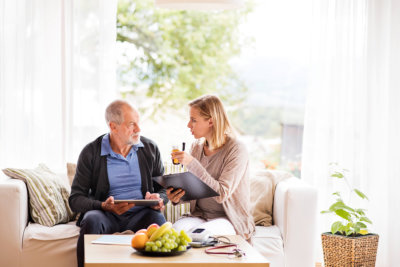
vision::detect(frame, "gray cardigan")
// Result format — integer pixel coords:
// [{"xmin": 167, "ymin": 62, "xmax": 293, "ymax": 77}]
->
[{"xmin": 68, "ymin": 134, "xmax": 167, "ymax": 224}]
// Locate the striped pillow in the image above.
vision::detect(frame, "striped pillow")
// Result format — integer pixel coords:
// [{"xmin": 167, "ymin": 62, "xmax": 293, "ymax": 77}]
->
[{"xmin": 2, "ymin": 164, "xmax": 75, "ymax": 227}]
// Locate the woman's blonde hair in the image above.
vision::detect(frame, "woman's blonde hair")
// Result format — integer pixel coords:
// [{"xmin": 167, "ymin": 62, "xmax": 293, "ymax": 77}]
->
[{"xmin": 189, "ymin": 95, "xmax": 234, "ymax": 150}]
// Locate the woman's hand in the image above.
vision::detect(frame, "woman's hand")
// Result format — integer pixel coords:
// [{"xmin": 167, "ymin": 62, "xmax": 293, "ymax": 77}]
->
[
  {"xmin": 166, "ymin": 187, "xmax": 185, "ymax": 204},
  {"xmin": 171, "ymin": 151, "xmax": 194, "ymax": 166}
]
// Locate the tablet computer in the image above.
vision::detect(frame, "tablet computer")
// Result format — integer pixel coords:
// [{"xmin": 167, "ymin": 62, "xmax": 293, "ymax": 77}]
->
[
  {"xmin": 152, "ymin": 172, "xmax": 219, "ymax": 201},
  {"xmin": 113, "ymin": 199, "xmax": 159, "ymax": 206}
]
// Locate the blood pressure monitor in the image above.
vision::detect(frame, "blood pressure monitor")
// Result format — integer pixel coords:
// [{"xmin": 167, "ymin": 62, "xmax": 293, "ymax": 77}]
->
[{"xmin": 189, "ymin": 228, "xmax": 210, "ymax": 242}]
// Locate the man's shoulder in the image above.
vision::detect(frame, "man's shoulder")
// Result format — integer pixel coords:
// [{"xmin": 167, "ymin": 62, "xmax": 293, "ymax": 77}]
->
[
  {"xmin": 138, "ymin": 136, "xmax": 161, "ymax": 159},
  {"xmin": 139, "ymin": 135, "xmax": 158, "ymax": 148},
  {"xmin": 81, "ymin": 134, "xmax": 106, "ymax": 154}
]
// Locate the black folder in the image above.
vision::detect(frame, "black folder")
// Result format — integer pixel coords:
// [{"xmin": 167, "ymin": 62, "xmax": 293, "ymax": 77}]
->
[{"xmin": 152, "ymin": 172, "xmax": 219, "ymax": 201}]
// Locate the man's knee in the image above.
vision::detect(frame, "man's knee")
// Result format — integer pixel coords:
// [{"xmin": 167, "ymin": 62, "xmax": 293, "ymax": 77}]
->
[
  {"xmin": 80, "ymin": 210, "xmax": 111, "ymax": 234},
  {"xmin": 147, "ymin": 209, "xmax": 166, "ymax": 225}
]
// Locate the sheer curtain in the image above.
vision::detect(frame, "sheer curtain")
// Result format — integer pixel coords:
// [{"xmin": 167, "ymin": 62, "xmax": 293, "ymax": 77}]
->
[
  {"xmin": 0, "ymin": 0, "xmax": 117, "ymax": 170},
  {"xmin": 302, "ymin": 0, "xmax": 400, "ymax": 266}
]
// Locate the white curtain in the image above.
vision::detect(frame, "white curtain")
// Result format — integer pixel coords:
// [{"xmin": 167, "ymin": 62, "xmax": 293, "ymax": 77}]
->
[
  {"xmin": 0, "ymin": 0, "xmax": 117, "ymax": 170},
  {"xmin": 302, "ymin": 0, "xmax": 400, "ymax": 266}
]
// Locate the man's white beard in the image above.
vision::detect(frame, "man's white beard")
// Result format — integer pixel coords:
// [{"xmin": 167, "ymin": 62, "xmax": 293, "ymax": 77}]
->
[{"xmin": 129, "ymin": 133, "xmax": 141, "ymax": 145}]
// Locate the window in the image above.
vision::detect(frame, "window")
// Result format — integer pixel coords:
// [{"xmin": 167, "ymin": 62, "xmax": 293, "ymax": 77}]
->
[{"xmin": 116, "ymin": 0, "xmax": 311, "ymax": 176}]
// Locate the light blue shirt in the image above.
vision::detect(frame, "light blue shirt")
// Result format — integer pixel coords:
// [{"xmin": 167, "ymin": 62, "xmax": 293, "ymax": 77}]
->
[{"xmin": 101, "ymin": 134, "xmax": 144, "ymax": 213}]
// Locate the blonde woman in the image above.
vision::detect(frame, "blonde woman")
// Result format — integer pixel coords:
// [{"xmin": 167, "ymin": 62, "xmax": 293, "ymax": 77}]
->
[{"xmin": 168, "ymin": 95, "xmax": 255, "ymax": 240}]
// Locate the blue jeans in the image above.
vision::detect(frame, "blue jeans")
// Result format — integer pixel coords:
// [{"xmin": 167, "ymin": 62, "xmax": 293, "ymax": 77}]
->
[{"xmin": 77, "ymin": 208, "xmax": 166, "ymax": 267}]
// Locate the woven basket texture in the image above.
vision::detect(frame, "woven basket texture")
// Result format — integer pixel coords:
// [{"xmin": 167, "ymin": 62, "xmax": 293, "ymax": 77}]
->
[{"xmin": 322, "ymin": 233, "xmax": 379, "ymax": 267}]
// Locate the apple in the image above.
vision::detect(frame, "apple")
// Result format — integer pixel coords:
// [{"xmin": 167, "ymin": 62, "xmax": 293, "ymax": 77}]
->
[
  {"xmin": 146, "ymin": 223, "xmax": 160, "ymax": 238},
  {"xmin": 135, "ymin": 229, "xmax": 147, "ymax": 235}
]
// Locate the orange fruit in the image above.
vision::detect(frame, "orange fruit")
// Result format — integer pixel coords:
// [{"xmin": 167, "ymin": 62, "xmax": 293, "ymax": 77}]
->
[
  {"xmin": 135, "ymin": 229, "xmax": 148, "ymax": 235},
  {"xmin": 131, "ymin": 233, "xmax": 149, "ymax": 250},
  {"xmin": 147, "ymin": 223, "xmax": 159, "ymax": 238}
]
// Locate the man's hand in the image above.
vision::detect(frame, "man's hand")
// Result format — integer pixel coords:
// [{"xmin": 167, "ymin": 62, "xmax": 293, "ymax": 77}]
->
[
  {"xmin": 166, "ymin": 187, "xmax": 185, "ymax": 204},
  {"xmin": 145, "ymin": 192, "xmax": 164, "ymax": 211},
  {"xmin": 101, "ymin": 196, "xmax": 135, "ymax": 215}
]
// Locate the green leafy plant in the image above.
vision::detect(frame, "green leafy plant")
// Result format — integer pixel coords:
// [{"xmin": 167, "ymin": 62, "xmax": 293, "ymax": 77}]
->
[{"xmin": 321, "ymin": 163, "xmax": 373, "ymax": 237}]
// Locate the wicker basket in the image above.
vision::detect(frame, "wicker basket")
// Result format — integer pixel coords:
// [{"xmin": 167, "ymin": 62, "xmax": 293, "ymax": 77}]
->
[{"xmin": 321, "ymin": 232, "xmax": 379, "ymax": 267}]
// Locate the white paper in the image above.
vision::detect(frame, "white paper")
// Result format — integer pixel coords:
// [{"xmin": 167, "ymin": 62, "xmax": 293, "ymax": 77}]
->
[{"xmin": 91, "ymin": 235, "xmax": 133, "ymax": 246}]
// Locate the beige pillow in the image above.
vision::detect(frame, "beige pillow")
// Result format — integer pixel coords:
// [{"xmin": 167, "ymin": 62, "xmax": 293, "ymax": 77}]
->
[
  {"xmin": 66, "ymin": 163, "xmax": 77, "ymax": 185},
  {"xmin": 2, "ymin": 164, "xmax": 75, "ymax": 227},
  {"xmin": 250, "ymin": 170, "xmax": 292, "ymax": 226}
]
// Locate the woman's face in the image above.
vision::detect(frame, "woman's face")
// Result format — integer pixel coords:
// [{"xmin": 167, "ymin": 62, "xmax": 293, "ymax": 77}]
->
[{"xmin": 187, "ymin": 107, "xmax": 212, "ymax": 139}]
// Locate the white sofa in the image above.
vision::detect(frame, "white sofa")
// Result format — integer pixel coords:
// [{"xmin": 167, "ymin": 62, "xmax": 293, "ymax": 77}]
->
[{"xmin": 0, "ymin": 171, "xmax": 317, "ymax": 267}]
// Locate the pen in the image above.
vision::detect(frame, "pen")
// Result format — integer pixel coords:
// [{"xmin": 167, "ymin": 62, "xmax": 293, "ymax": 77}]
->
[{"xmin": 181, "ymin": 142, "xmax": 186, "ymax": 169}]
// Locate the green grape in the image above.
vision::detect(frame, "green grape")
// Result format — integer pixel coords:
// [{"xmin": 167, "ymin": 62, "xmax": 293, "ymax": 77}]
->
[
  {"xmin": 180, "ymin": 230, "xmax": 192, "ymax": 242},
  {"xmin": 171, "ymin": 228, "xmax": 179, "ymax": 237},
  {"xmin": 142, "ymin": 227, "xmax": 191, "ymax": 253}
]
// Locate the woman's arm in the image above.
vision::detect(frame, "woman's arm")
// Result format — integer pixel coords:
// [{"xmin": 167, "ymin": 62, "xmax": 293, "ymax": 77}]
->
[{"xmin": 186, "ymin": 140, "xmax": 249, "ymax": 203}]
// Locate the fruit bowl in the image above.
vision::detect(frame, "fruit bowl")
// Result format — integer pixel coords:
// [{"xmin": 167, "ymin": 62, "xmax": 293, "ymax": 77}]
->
[
  {"xmin": 131, "ymin": 222, "xmax": 193, "ymax": 257},
  {"xmin": 135, "ymin": 246, "xmax": 191, "ymax": 257}
]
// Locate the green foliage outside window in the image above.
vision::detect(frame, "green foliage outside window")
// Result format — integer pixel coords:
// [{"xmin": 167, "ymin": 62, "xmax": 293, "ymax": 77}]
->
[{"xmin": 117, "ymin": 0, "xmax": 254, "ymax": 117}]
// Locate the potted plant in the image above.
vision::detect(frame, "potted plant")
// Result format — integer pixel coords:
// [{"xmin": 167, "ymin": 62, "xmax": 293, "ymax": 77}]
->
[{"xmin": 321, "ymin": 163, "xmax": 379, "ymax": 267}]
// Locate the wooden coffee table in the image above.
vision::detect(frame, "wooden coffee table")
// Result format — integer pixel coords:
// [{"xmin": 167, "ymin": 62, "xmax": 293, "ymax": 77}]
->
[{"xmin": 85, "ymin": 234, "xmax": 269, "ymax": 267}]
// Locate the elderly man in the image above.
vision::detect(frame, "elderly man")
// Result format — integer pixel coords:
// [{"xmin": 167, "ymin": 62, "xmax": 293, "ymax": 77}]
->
[{"xmin": 69, "ymin": 100, "xmax": 167, "ymax": 267}]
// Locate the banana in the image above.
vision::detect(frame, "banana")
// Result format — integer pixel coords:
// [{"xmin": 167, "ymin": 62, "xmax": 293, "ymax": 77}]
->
[{"xmin": 149, "ymin": 222, "xmax": 172, "ymax": 242}]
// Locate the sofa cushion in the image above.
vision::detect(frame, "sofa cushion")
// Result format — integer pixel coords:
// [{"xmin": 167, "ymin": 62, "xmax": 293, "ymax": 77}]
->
[
  {"xmin": 22, "ymin": 222, "xmax": 79, "ymax": 267},
  {"xmin": 250, "ymin": 170, "xmax": 292, "ymax": 226},
  {"xmin": 2, "ymin": 164, "xmax": 75, "ymax": 227},
  {"xmin": 24, "ymin": 221, "xmax": 80, "ymax": 241}
]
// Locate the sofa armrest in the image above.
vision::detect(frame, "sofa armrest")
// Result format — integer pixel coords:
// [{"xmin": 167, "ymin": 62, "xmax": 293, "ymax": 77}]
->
[
  {"xmin": 273, "ymin": 177, "xmax": 318, "ymax": 267},
  {"xmin": 0, "ymin": 173, "xmax": 29, "ymax": 267}
]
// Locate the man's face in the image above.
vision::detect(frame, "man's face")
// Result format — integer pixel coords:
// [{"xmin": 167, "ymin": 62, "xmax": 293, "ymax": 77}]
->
[{"xmin": 112, "ymin": 106, "xmax": 141, "ymax": 146}]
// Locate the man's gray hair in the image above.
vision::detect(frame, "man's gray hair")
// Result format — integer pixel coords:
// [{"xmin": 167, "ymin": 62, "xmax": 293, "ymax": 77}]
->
[{"xmin": 105, "ymin": 100, "xmax": 134, "ymax": 125}]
